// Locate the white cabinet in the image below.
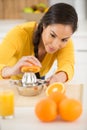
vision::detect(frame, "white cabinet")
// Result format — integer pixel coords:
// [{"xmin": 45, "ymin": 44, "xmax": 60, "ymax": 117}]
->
[
  {"xmin": 73, "ymin": 35, "xmax": 87, "ymax": 50},
  {"xmin": 70, "ymin": 51, "xmax": 87, "ymax": 84},
  {"xmin": 71, "ymin": 24, "xmax": 87, "ymax": 84}
]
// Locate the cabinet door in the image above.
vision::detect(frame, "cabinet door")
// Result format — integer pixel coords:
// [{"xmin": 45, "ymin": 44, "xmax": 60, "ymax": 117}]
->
[
  {"xmin": 70, "ymin": 51, "xmax": 87, "ymax": 84},
  {"xmin": 73, "ymin": 35, "xmax": 87, "ymax": 50}
]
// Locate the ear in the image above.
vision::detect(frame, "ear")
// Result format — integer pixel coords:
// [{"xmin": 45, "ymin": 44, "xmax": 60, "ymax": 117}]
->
[{"xmin": 43, "ymin": 24, "xmax": 46, "ymax": 30}]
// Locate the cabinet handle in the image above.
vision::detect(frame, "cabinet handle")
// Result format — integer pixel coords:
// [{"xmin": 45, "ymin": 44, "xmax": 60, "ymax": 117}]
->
[{"xmin": 76, "ymin": 50, "xmax": 87, "ymax": 52}]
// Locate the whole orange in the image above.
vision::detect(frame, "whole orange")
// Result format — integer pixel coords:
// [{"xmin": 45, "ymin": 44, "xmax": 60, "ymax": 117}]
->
[
  {"xmin": 48, "ymin": 92, "xmax": 67, "ymax": 114},
  {"xmin": 35, "ymin": 98, "xmax": 57, "ymax": 122},
  {"xmin": 59, "ymin": 98, "xmax": 82, "ymax": 121}
]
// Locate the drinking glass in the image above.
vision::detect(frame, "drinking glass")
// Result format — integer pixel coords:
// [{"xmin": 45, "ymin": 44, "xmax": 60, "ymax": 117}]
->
[{"xmin": 0, "ymin": 87, "xmax": 14, "ymax": 119}]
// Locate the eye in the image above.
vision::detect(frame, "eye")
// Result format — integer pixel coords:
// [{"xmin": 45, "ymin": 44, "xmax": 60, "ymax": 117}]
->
[
  {"xmin": 50, "ymin": 33, "xmax": 56, "ymax": 38},
  {"xmin": 61, "ymin": 39, "xmax": 68, "ymax": 42}
]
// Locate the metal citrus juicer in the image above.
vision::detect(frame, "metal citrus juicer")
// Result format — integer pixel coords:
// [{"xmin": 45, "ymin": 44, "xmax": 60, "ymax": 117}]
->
[
  {"xmin": 15, "ymin": 66, "xmax": 47, "ymax": 96},
  {"xmin": 21, "ymin": 71, "xmax": 37, "ymax": 87},
  {"xmin": 21, "ymin": 66, "xmax": 41, "ymax": 87}
]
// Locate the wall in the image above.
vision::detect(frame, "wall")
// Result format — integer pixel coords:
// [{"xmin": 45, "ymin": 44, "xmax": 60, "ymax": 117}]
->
[{"xmin": 49, "ymin": 0, "xmax": 74, "ymax": 5}]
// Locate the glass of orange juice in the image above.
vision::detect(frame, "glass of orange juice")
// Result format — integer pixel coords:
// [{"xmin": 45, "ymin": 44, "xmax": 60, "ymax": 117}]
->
[{"xmin": 0, "ymin": 88, "xmax": 14, "ymax": 119}]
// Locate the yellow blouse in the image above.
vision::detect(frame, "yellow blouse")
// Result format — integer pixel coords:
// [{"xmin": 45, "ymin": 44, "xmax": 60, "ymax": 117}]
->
[{"xmin": 0, "ymin": 21, "xmax": 75, "ymax": 81}]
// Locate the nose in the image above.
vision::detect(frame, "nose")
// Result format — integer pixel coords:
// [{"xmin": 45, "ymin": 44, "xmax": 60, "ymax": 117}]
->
[{"xmin": 52, "ymin": 40, "xmax": 61, "ymax": 50}]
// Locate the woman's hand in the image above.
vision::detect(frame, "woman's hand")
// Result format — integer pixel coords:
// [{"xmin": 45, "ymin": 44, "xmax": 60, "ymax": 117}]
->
[
  {"xmin": 46, "ymin": 71, "xmax": 68, "ymax": 85},
  {"xmin": 1, "ymin": 56, "xmax": 42, "ymax": 78}
]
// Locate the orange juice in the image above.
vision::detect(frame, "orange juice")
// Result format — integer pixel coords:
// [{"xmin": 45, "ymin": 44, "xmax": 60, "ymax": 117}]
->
[{"xmin": 0, "ymin": 90, "xmax": 14, "ymax": 118}]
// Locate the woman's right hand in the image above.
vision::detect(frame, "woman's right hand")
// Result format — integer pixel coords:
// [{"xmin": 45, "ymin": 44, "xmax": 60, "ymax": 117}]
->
[{"xmin": 1, "ymin": 56, "xmax": 42, "ymax": 78}]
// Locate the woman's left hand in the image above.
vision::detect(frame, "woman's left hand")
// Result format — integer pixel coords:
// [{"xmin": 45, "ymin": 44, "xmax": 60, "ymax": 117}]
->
[{"xmin": 46, "ymin": 71, "xmax": 68, "ymax": 85}]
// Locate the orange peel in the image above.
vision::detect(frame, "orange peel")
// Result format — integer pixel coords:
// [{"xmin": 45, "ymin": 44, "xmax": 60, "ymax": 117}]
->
[
  {"xmin": 35, "ymin": 98, "xmax": 57, "ymax": 122},
  {"xmin": 59, "ymin": 98, "xmax": 82, "ymax": 121}
]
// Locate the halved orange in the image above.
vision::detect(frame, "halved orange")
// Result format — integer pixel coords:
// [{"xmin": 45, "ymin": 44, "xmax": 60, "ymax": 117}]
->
[
  {"xmin": 46, "ymin": 82, "xmax": 65, "ymax": 96},
  {"xmin": 21, "ymin": 65, "xmax": 40, "ymax": 73}
]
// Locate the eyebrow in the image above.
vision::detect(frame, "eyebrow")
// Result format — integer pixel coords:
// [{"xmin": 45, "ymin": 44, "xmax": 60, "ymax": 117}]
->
[{"xmin": 51, "ymin": 30, "xmax": 70, "ymax": 40}]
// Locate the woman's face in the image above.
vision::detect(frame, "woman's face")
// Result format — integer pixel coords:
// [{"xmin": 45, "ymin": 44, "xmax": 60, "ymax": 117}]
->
[{"xmin": 41, "ymin": 24, "xmax": 73, "ymax": 53}]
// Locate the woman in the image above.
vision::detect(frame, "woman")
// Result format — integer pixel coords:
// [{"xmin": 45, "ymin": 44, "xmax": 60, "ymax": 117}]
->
[{"xmin": 0, "ymin": 3, "xmax": 78, "ymax": 84}]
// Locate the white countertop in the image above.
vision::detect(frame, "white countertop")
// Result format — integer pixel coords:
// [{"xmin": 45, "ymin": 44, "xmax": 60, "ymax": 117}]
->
[{"xmin": 0, "ymin": 107, "xmax": 87, "ymax": 130}]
